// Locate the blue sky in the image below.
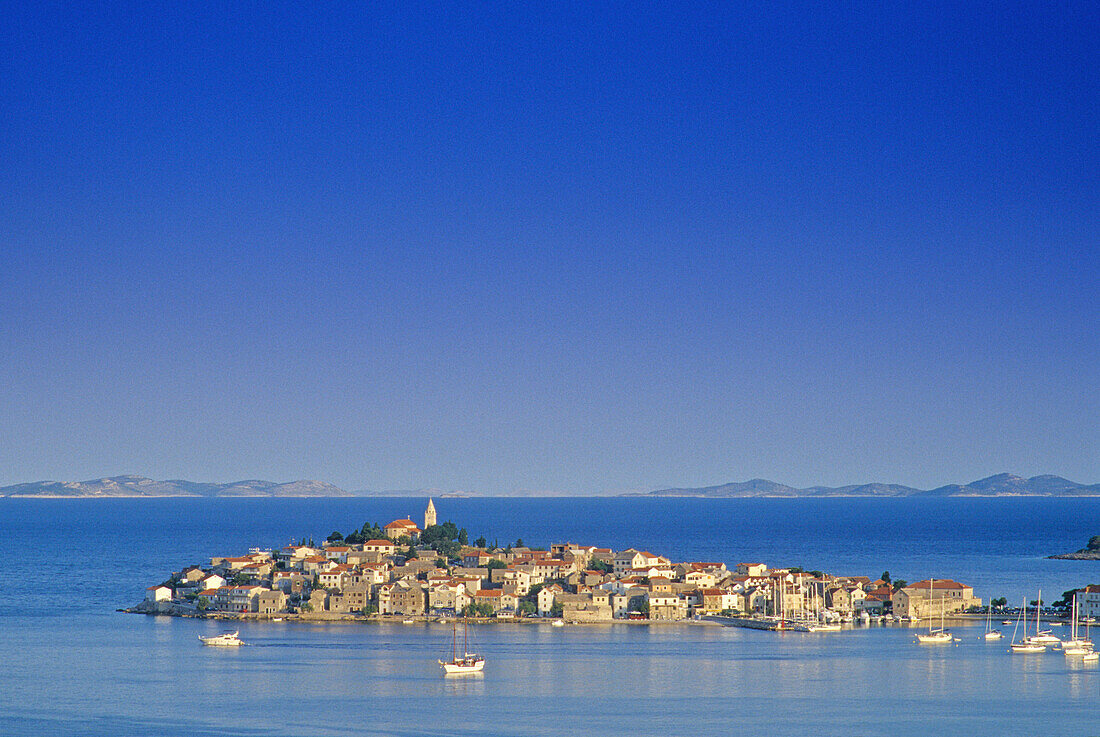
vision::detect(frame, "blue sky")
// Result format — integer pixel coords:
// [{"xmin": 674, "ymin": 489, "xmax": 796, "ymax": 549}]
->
[{"xmin": 0, "ymin": 3, "xmax": 1096, "ymax": 492}]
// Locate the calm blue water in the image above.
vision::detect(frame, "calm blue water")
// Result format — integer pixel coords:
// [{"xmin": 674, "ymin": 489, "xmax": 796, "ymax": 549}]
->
[{"xmin": 1, "ymin": 497, "xmax": 1098, "ymax": 736}]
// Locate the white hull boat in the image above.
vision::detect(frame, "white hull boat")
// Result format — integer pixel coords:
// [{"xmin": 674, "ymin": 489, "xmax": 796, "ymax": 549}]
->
[
  {"xmin": 441, "ymin": 657, "xmax": 486, "ymax": 674},
  {"xmin": 1009, "ymin": 597, "xmax": 1044, "ymax": 653},
  {"xmin": 982, "ymin": 606, "xmax": 1002, "ymax": 640},
  {"xmin": 915, "ymin": 580, "xmax": 952, "ymax": 644},
  {"xmin": 1011, "ymin": 643, "xmax": 1046, "ymax": 653},
  {"xmin": 1062, "ymin": 594, "xmax": 1093, "ymax": 655},
  {"xmin": 199, "ymin": 630, "xmax": 243, "ymax": 647},
  {"xmin": 440, "ymin": 618, "xmax": 484, "ymax": 675}
]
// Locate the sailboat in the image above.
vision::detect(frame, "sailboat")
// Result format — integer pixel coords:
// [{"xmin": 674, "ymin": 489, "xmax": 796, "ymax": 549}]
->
[
  {"xmin": 1027, "ymin": 589, "xmax": 1061, "ymax": 645},
  {"xmin": 1063, "ymin": 594, "xmax": 1094, "ymax": 656},
  {"xmin": 916, "ymin": 580, "xmax": 953, "ymax": 644},
  {"xmin": 1010, "ymin": 597, "xmax": 1045, "ymax": 653},
  {"xmin": 806, "ymin": 578, "xmax": 841, "ymax": 632},
  {"xmin": 983, "ymin": 603, "xmax": 1003, "ymax": 641},
  {"xmin": 439, "ymin": 617, "xmax": 485, "ymax": 674}
]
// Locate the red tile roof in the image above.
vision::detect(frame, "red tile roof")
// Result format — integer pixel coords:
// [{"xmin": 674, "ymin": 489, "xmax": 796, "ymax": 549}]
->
[{"xmin": 907, "ymin": 580, "xmax": 969, "ymax": 591}]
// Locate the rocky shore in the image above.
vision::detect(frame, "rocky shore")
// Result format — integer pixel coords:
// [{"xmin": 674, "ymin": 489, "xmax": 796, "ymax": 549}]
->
[{"xmin": 1048, "ymin": 535, "xmax": 1100, "ymax": 560}]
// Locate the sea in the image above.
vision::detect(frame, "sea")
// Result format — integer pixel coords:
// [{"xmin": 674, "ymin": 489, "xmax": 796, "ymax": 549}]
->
[{"xmin": 1, "ymin": 496, "xmax": 1098, "ymax": 736}]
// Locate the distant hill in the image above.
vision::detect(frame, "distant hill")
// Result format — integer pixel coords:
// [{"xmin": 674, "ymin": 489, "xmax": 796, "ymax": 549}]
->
[
  {"xmin": 636, "ymin": 474, "xmax": 1100, "ymax": 498},
  {"xmin": 0, "ymin": 475, "xmax": 350, "ymax": 498},
  {"xmin": 3, "ymin": 472, "xmax": 1097, "ymax": 498}
]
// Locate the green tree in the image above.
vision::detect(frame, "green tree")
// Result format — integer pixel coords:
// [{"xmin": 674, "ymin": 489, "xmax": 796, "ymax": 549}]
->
[
  {"xmin": 588, "ymin": 558, "xmax": 612, "ymax": 574},
  {"xmin": 518, "ymin": 601, "xmax": 537, "ymax": 616},
  {"xmin": 550, "ymin": 601, "xmax": 564, "ymax": 617},
  {"xmin": 463, "ymin": 602, "xmax": 495, "ymax": 618},
  {"xmin": 195, "ymin": 598, "xmax": 208, "ymax": 612},
  {"xmin": 881, "ymin": 571, "xmax": 892, "ymax": 584},
  {"xmin": 403, "ymin": 546, "xmax": 418, "ymax": 560},
  {"xmin": 458, "ymin": 528, "xmax": 468, "ymax": 545},
  {"xmin": 892, "ymin": 579, "xmax": 907, "ymax": 592},
  {"xmin": 327, "ymin": 530, "xmax": 344, "ymax": 542},
  {"xmin": 474, "ymin": 536, "xmax": 487, "ymax": 549},
  {"xmin": 486, "ymin": 559, "xmax": 507, "ymax": 571},
  {"xmin": 514, "ymin": 538, "xmax": 524, "ymax": 548}
]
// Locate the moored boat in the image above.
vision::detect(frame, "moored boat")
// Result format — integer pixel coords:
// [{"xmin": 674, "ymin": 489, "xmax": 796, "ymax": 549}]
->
[
  {"xmin": 983, "ymin": 605, "xmax": 1003, "ymax": 641},
  {"xmin": 440, "ymin": 618, "xmax": 484, "ymax": 674},
  {"xmin": 916, "ymin": 579, "xmax": 953, "ymax": 644},
  {"xmin": 1063, "ymin": 595, "xmax": 1093, "ymax": 656},
  {"xmin": 1009, "ymin": 597, "xmax": 1045, "ymax": 653}
]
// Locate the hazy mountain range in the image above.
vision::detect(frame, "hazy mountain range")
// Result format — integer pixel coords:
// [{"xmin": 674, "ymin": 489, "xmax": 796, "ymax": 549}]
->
[
  {"xmin": 633, "ymin": 473, "xmax": 1100, "ymax": 498},
  {"xmin": 1, "ymin": 473, "xmax": 1097, "ymax": 498},
  {"xmin": 0, "ymin": 475, "xmax": 348, "ymax": 498}
]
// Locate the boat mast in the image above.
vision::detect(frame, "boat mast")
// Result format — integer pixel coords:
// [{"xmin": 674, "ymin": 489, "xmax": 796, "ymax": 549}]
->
[{"xmin": 928, "ymin": 579, "xmax": 934, "ymax": 634}]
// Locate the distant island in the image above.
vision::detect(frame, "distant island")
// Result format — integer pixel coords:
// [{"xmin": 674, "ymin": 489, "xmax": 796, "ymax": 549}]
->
[
  {"xmin": 1048, "ymin": 536, "xmax": 1100, "ymax": 560},
  {"xmin": 2, "ymin": 472, "xmax": 1098, "ymax": 498},
  {"xmin": 633, "ymin": 473, "xmax": 1100, "ymax": 498},
  {"xmin": 0, "ymin": 475, "xmax": 350, "ymax": 498}
]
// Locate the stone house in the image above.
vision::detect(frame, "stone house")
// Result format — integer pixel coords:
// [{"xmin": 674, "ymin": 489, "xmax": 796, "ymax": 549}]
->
[
  {"xmin": 258, "ymin": 589, "xmax": 287, "ymax": 615},
  {"xmin": 892, "ymin": 580, "xmax": 981, "ymax": 619},
  {"xmin": 379, "ymin": 581, "xmax": 426, "ymax": 616}
]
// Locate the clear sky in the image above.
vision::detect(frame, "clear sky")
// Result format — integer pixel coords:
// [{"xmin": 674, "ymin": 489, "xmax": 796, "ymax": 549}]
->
[{"xmin": 1, "ymin": 3, "xmax": 1096, "ymax": 493}]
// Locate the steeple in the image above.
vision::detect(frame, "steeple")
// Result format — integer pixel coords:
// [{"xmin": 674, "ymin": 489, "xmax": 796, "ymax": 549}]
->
[{"xmin": 424, "ymin": 497, "xmax": 437, "ymax": 529}]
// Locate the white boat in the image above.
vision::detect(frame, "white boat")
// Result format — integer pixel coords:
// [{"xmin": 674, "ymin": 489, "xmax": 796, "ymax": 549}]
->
[
  {"xmin": 550, "ymin": 619, "xmax": 565, "ymax": 627},
  {"xmin": 1011, "ymin": 642, "xmax": 1046, "ymax": 653},
  {"xmin": 199, "ymin": 630, "xmax": 243, "ymax": 647},
  {"xmin": 983, "ymin": 605, "xmax": 1003, "ymax": 640},
  {"xmin": 1023, "ymin": 589, "xmax": 1060, "ymax": 646},
  {"xmin": 1083, "ymin": 651, "xmax": 1099, "ymax": 663},
  {"xmin": 439, "ymin": 618, "xmax": 484, "ymax": 674},
  {"xmin": 916, "ymin": 580, "xmax": 953, "ymax": 644},
  {"xmin": 1063, "ymin": 595, "xmax": 1093, "ymax": 655},
  {"xmin": 1010, "ymin": 597, "xmax": 1046, "ymax": 653}
]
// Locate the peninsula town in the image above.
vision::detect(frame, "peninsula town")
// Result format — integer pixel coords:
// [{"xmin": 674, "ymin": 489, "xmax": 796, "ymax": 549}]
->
[{"xmin": 133, "ymin": 499, "xmax": 1100, "ymax": 626}]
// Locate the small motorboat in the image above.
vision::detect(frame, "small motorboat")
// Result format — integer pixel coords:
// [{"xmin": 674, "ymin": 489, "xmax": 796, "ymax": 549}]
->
[
  {"xmin": 199, "ymin": 630, "xmax": 244, "ymax": 647},
  {"xmin": 551, "ymin": 619, "xmax": 565, "ymax": 627}
]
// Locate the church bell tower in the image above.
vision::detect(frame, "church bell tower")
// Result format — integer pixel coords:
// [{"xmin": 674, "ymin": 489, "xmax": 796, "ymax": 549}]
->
[{"xmin": 424, "ymin": 497, "xmax": 437, "ymax": 529}]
